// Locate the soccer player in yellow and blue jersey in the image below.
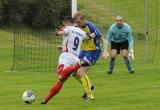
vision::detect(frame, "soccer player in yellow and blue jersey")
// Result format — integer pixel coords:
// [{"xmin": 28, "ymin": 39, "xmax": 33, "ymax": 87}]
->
[{"xmin": 73, "ymin": 11, "xmax": 109, "ymax": 100}]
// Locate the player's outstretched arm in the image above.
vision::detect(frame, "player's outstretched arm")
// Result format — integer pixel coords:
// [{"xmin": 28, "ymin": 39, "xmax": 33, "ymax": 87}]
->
[
  {"xmin": 106, "ymin": 25, "xmax": 113, "ymax": 48},
  {"xmin": 128, "ymin": 25, "xmax": 134, "ymax": 60},
  {"xmin": 55, "ymin": 29, "xmax": 66, "ymax": 36}
]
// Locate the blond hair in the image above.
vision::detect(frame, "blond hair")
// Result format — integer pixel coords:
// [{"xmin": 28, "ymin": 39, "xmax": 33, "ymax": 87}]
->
[{"xmin": 73, "ymin": 11, "xmax": 86, "ymax": 20}]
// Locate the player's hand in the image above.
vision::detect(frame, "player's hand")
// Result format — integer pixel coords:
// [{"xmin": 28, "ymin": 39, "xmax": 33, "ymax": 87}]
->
[
  {"xmin": 86, "ymin": 32, "xmax": 96, "ymax": 40},
  {"xmin": 103, "ymin": 52, "xmax": 109, "ymax": 59},
  {"xmin": 57, "ymin": 45, "xmax": 62, "ymax": 52},
  {"xmin": 55, "ymin": 25, "xmax": 64, "ymax": 36},
  {"xmin": 128, "ymin": 49, "xmax": 134, "ymax": 60},
  {"xmin": 89, "ymin": 32, "xmax": 96, "ymax": 37},
  {"xmin": 55, "ymin": 29, "xmax": 59, "ymax": 36}
]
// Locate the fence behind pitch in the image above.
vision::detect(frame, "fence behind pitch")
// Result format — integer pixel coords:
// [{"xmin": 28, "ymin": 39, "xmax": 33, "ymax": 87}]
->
[
  {"xmin": 11, "ymin": 0, "xmax": 71, "ymax": 72},
  {"xmin": 78, "ymin": 0, "xmax": 160, "ymax": 65},
  {"xmin": 12, "ymin": 0, "xmax": 160, "ymax": 72}
]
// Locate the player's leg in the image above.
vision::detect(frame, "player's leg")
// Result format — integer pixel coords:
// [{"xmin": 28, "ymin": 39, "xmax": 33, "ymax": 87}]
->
[
  {"xmin": 41, "ymin": 63, "xmax": 77, "ymax": 104},
  {"xmin": 74, "ymin": 50, "xmax": 94, "ymax": 100},
  {"xmin": 74, "ymin": 74, "xmax": 94, "ymax": 99},
  {"xmin": 76, "ymin": 50, "xmax": 101, "ymax": 100},
  {"xmin": 41, "ymin": 53, "xmax": 90, "ymax": 104},
  {"xmin": 108, "ymin": 41, "xmax": 119, "ymax": 74},
  {"xmin": 121, "ymin": 49, "xmax": 134, "ymax": 73},
  {"xmin": 41, "ymin": 79, "xmax": 64, "ymax": 104},
  {"xmin": 41, "ymin": 62, "xmax": 86, "ymax": 104},
  {"xmin": 80, "ymin": 74, "xmax": 94, "ymax": 100},
  {"xmin": 121, "ymin": 41, "xmax": 134, "ymax": 73},
  {"xmin": 108, "ymin": 49, "xmax": 117, "ymax": 74},
  {"xmin": 74, "ymin": 67, "xmax": 94, "ymax": 100}
]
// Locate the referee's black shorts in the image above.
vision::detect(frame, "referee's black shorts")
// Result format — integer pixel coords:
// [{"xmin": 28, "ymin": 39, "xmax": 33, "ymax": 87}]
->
[{"xmin": 111, "ymin": 40, "xmax": 129, "ymax": 54}]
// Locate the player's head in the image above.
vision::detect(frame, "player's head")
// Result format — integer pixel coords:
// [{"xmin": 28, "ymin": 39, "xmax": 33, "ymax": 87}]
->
[
  {"xmin": 62, "ymin": 16, "xmax": 74, "ymax": 26},
  {"xmin": 115, "ymin": 16, "xmax": 124, "ymax": 28},
  {"xmin": 73, "ymin": 11, "xmax": 86, "ymax": 27}
]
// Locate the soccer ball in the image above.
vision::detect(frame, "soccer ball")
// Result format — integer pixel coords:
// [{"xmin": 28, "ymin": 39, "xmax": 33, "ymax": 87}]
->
[{"xmin": 22, "ymin": 90, "xmax": 36, "ymax": 104}]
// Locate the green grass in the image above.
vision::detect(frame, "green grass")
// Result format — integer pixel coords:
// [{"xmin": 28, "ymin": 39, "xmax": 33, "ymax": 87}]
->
[
  {"xmin": 1, "ymin": 28, "xmax": 160, "ymax": 110},
  {"xmin": 1, "ymin": 0, "xmax": 160, "ymax": 109}
]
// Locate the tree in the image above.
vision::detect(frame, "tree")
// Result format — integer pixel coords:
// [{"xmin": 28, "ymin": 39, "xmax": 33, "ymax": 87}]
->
[{"xmin": 0, "ymin": 0, "xmax": 71, "ymax": 29}]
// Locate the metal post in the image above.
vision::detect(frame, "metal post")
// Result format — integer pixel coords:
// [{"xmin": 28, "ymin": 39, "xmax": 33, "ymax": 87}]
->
[
  {"xmin": 72, "ymin": 0, "xmax": 77, "ymax": 17},
  {"xmin": 146, "ymin": 0, "xmax": 149, "ymax": 63}
]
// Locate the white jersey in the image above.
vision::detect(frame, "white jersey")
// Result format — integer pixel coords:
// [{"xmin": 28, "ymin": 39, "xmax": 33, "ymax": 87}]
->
[{"xmin": 61, "ymin": 26, "xmax": 88, "ymax": 56}]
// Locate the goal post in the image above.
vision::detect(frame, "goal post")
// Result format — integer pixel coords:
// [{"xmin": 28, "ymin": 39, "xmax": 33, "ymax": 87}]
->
[{"xmin": 72, "ymin": 0, "xmax": 77, "ymax": 17}]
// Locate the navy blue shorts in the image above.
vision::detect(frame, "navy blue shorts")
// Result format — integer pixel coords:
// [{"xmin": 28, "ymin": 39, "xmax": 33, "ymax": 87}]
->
[{"xmin": 79, "ymin": 50, "xmax": 101, "ymax": 65}]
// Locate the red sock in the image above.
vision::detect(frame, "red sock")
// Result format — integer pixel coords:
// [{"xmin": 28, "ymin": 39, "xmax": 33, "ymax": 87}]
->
[
  {"xmin": 60, "ymin": 62, "xmax": 80, "ymax": 78},
  {"xmin": 44, "ymin": 81, "xmax": 63, "ymax": 102}
]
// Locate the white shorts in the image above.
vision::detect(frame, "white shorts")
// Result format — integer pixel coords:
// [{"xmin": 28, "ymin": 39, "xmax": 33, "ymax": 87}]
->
[{"xmin": 58, "ymin": 52, "xmax": 80, "ymax": 69}]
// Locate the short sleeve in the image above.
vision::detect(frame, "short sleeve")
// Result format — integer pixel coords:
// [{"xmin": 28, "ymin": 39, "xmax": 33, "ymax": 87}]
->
[{"xmin": 88, "ymin": 22, "xmax": 102, "ymax": 38}]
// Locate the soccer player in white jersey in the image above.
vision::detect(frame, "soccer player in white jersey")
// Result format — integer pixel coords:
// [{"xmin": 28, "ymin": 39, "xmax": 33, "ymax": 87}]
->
[{"xmin": 41, "ymin": 16, "xmax": 91, "ymax": 104}]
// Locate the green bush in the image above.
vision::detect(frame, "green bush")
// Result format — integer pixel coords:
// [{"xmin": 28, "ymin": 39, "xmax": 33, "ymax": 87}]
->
[{"xmin": 0, "ymin": 0, "xmax": 71, "ymax": 29}]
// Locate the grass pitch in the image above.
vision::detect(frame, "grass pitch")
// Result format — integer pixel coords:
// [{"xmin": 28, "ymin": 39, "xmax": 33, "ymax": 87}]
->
[{"xmin": 1, "ymin": 28, "xmax": 160, "ymax": 110}]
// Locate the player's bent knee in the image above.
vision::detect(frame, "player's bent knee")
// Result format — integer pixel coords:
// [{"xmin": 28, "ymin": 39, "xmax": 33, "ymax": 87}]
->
[
  {"xmin": 58, "ymin": 74, "xmax": 63, "ymax": 80},
  {"xmin": 76, "ymin": 69, "xmax": 85, "ymax": 77},
  {"xmin": 111, "ymin": 53, "xmax": 117, "ymax": 58},
  {"xmin": 58, "ymin": 79, "xmax": 65, "ymax": 83},
  {"xmin": 122, "ymin": 53, "xmax": 128, "ymax": 58},
  {"xmin": 58, "ymin": 74, "xmax": 67, "ymax": 81},
  {"xmin": 76, "ymin": 72, "xmax": 85, "ymax": 77},
  {"xmin": 122, "ymin": 50, "xmax": 128, "ymax": 57}
]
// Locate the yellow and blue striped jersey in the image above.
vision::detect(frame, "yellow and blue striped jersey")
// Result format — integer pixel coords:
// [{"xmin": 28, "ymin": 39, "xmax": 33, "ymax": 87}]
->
[{"xmin": 80, "ymin": 22, "xmax": 102, "ymax": 51}]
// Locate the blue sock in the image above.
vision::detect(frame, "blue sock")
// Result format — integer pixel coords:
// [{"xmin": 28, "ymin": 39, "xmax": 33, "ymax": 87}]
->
[
  {"xmin": 108, "ymin": 58, "xmax": 115, "ymax": 72},
  {"xmin": 124, "ymin": 58, "xmax": 133, "ymax": 72}
]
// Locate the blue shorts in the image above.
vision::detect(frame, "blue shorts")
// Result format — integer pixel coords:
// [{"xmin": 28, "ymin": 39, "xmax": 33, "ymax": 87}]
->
[{"xmin": 79, "ymin": 50, "xmax": 101, "ymax": 65}]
